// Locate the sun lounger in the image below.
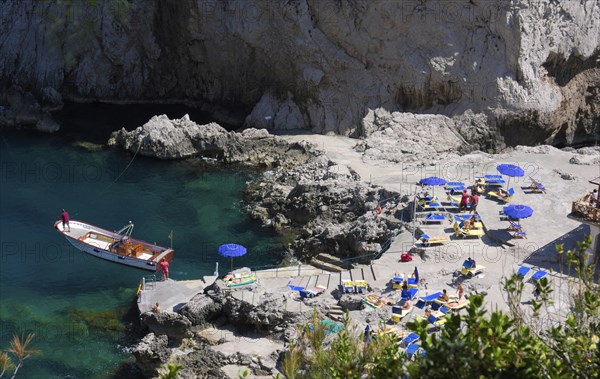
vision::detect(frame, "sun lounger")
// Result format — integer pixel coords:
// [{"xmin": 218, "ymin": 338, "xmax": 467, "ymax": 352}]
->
[
  {"xmin": 420, "ymin": 234, "xmax": 449, "ymax": 247},
  {"xmin": 363, "ymin": 294, "xmax": 390, "ymax": 309},
  {"xmin": 529, "ymin": 270, "xmax": 548, "ymax": 282},
  {"xmin": 511, "ymin": 230, "xmax": 527, "ymax": 239},
  {"xmin": 460, "ymin": 265, "xmax": 485, "ymax": 278},
  {"xmin": 527, "ymin": 177, "xmax": 546, "ymax": 193},
  {"xmin": 488, "ymin": 187, "xmax": 515, "ymax": 203},
  {"xmin": 516, "ymin": 266, "xmax": 531, "ymax": 280},
  {"xmin": 355, "ymin": 280, "xmax": 368, "ymax": 293},
  {"xmin": 391, "ymin": 275, "xmax": 404, "ymax": 289},
  {"xmin": 287, "ymin": 281, "xmax": 304, "ymax": 291},
  {"xmin": 414, "ymin": 313, "xmax": 447, "ymax": 328},
  {"xmin": 300, "ymin": 285, "xmax": 327, "ymax": 299},
  {"xmin": 453, "ymin": 221, "xmax": 485, "ymax": 238},
  {"xmin": 391, "ymin": 305, "xmax": 413, "ymax": 323},
  {"xmin": 406, "ymin": 277, "xmax": 419, "ymax": 288},
  {"xmin": 445, "ymin": 299, "xmax": 470, "ymax": 311},
  {"xmin": 343, "ymin": 280, "xmax": 355, "ymax": 293},
  {"xmin": 422, "ymin": 212, "xmax": 446, "ymax": 224},
  {"xmin": 418, "ymin": 200, "xmax": 443, "ymax": 210},
  {"xmin": 417, "ymin": 195, "xmax": 436, "ymax": 202},
  {"xmin": 404, "ymin": 344, "xmax": 426, "ymax": 359},
  {"xmin": 400, "ymin": 332, "xmax": 420, "ymax": 346},
  {"xmin": 454, "ymin": 214, "xmax": 481, "ymax": 222},
  {"xmin": 475, "ymin": 174, "xmax": 503, "ymax": 181},
  {"xmin": 225, "ymin": 273, "xmax": 256, "ymax": 287},
  {"xmin": 418, "ymin": 292, "xmax": 443, "ymax": 304},
  {"xmin": 507, "ymin": 220, "xmax": 522, "ymax": 231},
  {"xmin": 486, "ymin": 178, "xmax": 506, "ymax": 186},
  {"xmin": 401, "ymin": 288, "xmax": 418, "ymax": 301}
]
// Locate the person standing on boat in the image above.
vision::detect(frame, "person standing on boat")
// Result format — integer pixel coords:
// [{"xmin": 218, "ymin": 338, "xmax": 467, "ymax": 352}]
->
[
  {"xmin": 60, "ymin": 209, "xmax": 70, "ymax": 232},
  {"xmin": 159, "ymin": 258, "xmax": 169, "ymax": 281}
]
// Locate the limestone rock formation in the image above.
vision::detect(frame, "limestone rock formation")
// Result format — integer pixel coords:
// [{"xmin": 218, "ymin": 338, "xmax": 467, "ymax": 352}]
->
[
  {"xmin": 109, "ymin": 114, "xmax": 317, "ymax": 167},
  {"xmin": 178, "ymin": 293, "xmax": 222, "ymax": 327},
  {"xmin": 132, "ymin": 333, "xmax": 169, "ymax": 378},
  {"xmin": 139, "ymin": 311, "xmax": 193, "ymax": 342},
  {"xmin": 211, "ymin": 291, "xmax": 301, "ymax": 332},
  {"xmin": 245, "ymin": 154, "xmax": 402, "ymax": 260},
  {"xmin": 132, "ymin": 332, "xmax": 229, "ymax": 379},
  {"xmin": 1, "ymin": 0, "xmax": 598, "ymax": 146},
  {"xmin": 0, "ymin": 85, "xmax": 60, "ymax": 132}
]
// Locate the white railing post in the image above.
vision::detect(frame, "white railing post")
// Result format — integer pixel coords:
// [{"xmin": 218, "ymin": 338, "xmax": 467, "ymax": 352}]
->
[{"xmin": 142, "ymin": 277, "xmax": 146, "ymax": 291}]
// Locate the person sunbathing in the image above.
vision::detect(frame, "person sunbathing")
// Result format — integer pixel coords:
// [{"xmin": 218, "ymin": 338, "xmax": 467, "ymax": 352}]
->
[
  {"xmin": 424, "ymin": 304, "xmax": 432, "ymax": 317},
  {"xmin": 439, "ymin": 289, "xmax": 450, "ymax": 303},
  {"xmin": 402, "ymin": 299, "xmax": 412, "ymax": 310},
  {"xmin": 497, "ymin": 188, "xmax": 509, "ymax": 198}
]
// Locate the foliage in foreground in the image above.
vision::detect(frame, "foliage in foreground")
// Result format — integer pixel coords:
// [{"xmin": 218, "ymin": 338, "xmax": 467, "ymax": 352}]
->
[
  {"xmin": 0, "ymin": 334, "xmax": 40, "ymax": 379},
  {"xmin": 283, "ymin": 237, "xmax": 599, "ymax": 378}
]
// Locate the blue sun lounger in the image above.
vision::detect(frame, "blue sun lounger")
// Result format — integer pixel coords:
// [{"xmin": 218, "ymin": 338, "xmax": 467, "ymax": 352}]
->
[
  {"xmin": 423, "ymin": 212, "xmax": 446, "ymax": 224},
  {"xmin": 530, "ymin": 270, "xmax": 548, "ymax": 282},
  {"xmin": 287, "ymin": 281, "xmax": 304, "ymax": 291},
  {"xmin": 516, "ymin": 266, "xmax": 531, "ymax": 279},
  {"xmin": 406, "ymin": 277, "xmax": 419, "ymax": 287},
  {"xmin": 405, "ymin": 344, "xmax": 426, "ymax": 358},
  {"xmin": 400, "ymin": 332, "xmax": 419, "ymax": 346},
  {"xmin": 418, "ymin": 292, "xmax": 443, "ymax": 304},
  {"xmin": 454, "ymin": 214, "xmax": 481, "ymax": 222},
  {"xmin": 401, "ymin": 288, "xmax": 418, "ymax": 301}
]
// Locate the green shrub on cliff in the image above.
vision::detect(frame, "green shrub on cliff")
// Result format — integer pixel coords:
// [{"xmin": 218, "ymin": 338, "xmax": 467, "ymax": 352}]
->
[{"xmin": 285, "ymin": 237, "xmax": 599, "ymax": 378}]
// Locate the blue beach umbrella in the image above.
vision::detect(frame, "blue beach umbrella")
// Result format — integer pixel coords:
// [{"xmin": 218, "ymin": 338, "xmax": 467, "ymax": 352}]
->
[
  {"xmin": 496, "ymin": 164, "xmax": 525, "ymax": 187},
  {"xmin": 218, "ymin": 243, "xmax": 247, "ymax": 271},
  {"xmin": 503, "ymin": 204, "xmax": 533, "ymax": 220},
  {"xmin": 419, "ymin": 176, "xmax": 446, "ymax": 196}
]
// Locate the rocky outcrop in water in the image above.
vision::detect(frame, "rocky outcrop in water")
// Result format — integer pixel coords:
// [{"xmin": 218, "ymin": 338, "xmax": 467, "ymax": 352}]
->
[
  {"xmin": 108, "ymin": 114, "xmax": 316, "ymax": 167},
  {"xmin": 2, "ymin": 0, "xmax": 599, "ymax": 146}
]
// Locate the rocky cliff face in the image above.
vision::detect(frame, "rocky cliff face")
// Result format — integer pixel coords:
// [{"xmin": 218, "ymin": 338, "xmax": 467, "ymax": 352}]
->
[{"xmin": 1, "ymin": 0, "xmax": 599, "ymax": 146}]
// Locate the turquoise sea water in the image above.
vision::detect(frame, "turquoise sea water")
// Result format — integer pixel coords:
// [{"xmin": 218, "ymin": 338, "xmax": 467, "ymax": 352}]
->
[{"xmin": 0, "ymin": 108, "xmax": 283, "ymax": 378}]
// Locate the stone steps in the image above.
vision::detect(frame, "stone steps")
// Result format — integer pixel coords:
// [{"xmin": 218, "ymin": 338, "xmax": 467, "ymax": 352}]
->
[
  {"xmin": 310, "ymin": 258, "xmax": 344, "ymax": 273},
  {"xmin": 327, "ymin": 304, "xmax": 345, "ymax": 321}
]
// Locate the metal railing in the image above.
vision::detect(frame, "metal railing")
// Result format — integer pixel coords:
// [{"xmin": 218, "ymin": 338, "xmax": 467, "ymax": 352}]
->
[
  {"xmin": 246, "ymin": 231, "xmax": 399, "ymax": 276},
  {"xmin": 142, "ymin": 275, "xmax": 158, "ymax": 290}
]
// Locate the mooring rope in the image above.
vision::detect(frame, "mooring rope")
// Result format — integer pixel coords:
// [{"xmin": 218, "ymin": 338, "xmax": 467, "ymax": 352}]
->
[{"xmin": 100, "ymin": 140, "xmax": 143, "ymax": 193}]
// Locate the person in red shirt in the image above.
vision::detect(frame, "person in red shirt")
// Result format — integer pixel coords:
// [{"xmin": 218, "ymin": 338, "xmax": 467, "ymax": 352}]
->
[
  {"xmin": 159, "ymin": 258, "xmax": 169, "ymax": 281},
  {"xmin": 459, "ymin": 190, "xmax": 470, "ymax": 212},
  {"xmin": 60, "ymin": 209, "xmax": 70, "ymax": 232},
  {"xmin": 470, "ymin": 193, "xmax": 479, "ymax": 214}
]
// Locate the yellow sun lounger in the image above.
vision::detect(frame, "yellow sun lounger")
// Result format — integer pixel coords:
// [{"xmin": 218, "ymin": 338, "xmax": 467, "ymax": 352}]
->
[
  {"xmin": 460, "ymin": 265, "xmax": 485, "ymax": 277},
  {"xmin": 445, "ymin": 299, "xmax": 470, "ymax": 311},
  {"xmin": 355, "ymin": 280, "xmax": 368, "ymax": 293},
  {"xmin": 488, "ymin": 187, "xmax": 515, "ymax": 203},
  {"xmin": 420, "ymin": 234, "xmax": 450, "ymax": 246},
  {"xmin": 391, "ymin": 305, "xmax": 413, "ymax": 323},
  {"xmin": 453, "ymin": 222, "xmax": 485, "ymax": 238}
]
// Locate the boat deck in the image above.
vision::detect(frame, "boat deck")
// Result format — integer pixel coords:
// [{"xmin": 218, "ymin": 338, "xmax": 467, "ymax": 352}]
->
[{"xmin": 82, "ymin": 237, "xmax": 111, "ymax": 250}]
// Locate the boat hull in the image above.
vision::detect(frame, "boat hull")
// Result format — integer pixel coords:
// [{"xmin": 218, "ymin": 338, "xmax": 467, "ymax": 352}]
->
[
  {"xmin": 54, "ymin": 220, "xmax": 173, "ymax": 272},
  {"xmin": 64, "ymin": 236, "xmax": 159, "ymax": 271}
]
